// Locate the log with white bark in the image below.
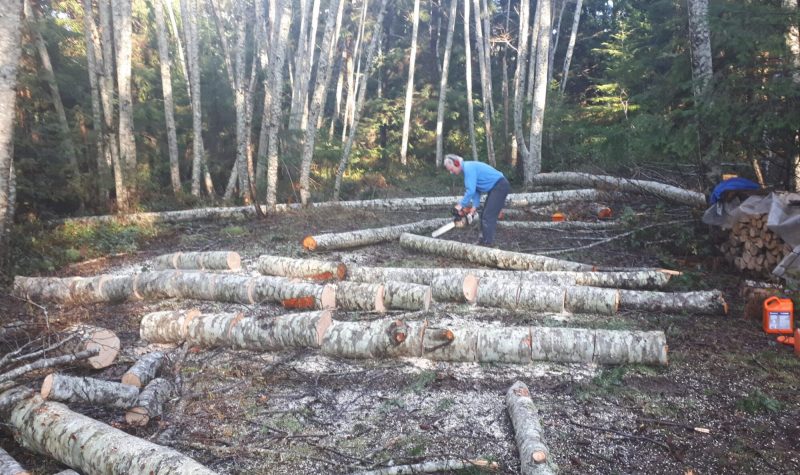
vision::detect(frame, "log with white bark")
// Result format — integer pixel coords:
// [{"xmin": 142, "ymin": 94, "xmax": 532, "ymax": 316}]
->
[
  {"xmin": 348, "ymin": 266, "xmax": 673, "ymax": 290},
  {"xmin": 399, "ymin": 233, "xmax": 594, "ymax": 272},
  {"xmin": 383, "ymin": 281, "xmax": 431, "ymax": 310},
  {"xmin": 125, "ymin": 378, "xmax": 174, "ymax": 426},
  {"xmin": 321, "ymin": 319, "xmax": 427, "ymax": 359},
  {"xmin": 139, "ymin": 309, "xmax": 201, "ymax": 344},
  {"xmin": 335, "ymin": 282, "xmax": 386, "ymax": 312},
  {"xmin": 8, "ymin": 395, "xmax": 216, "ymax": 474},
  {"xmin": 0, "ymin": 446, "xmax": 30, "ymax": 475},
  {"xmin": 302, "ymin": 218, "xmax": 450, "ymax": 251},
  {"xmin": 54, "ymin": 470, "xmax": 80, "ymax": 475},
  {"xmin": 618, "ymin": 289, "xmax": 728, "ymax": 315},
  {"xmin": 41, "ymin": 374, "xmax": 139, "ymax": 409},
  {"xmin": 498, "ymin": 220, "xmax": 620, "ymax": 230},
  {"xmin": 60, "ymin": 325, "xmax": 120, "ymax": 369},
  {"xmin": 257, "ymin": 254, "xmax": 346, "ymax": 281},
  {"xmin": 121, "ymin": 351, "xmax": 166, "ymax": 388},
  {"xmin": 151, "ymin": 251, "xmax": 241, "ymax": 271},
  {"xmin": 352, "ymin": 458, "xmax": 498, "ymax": 475},
  {"xmin": 0, "ymin": 350, "xmax": 99, "ymax": 387},
  {"xmin": 251, "ymin": 276, "xmax": 336, "ymax": 310},
  {"xmin": 185, "ymin": 312, "xmax": 244, "ymax": 348},
  {"xmin": 530, "ymin": 172, "xmax": 706, "ymax": 207},
  {"xmin": 429, "ymin": 274, "xmax": 479, "ymax": 303},
  {"xmin": 476, "ymin": 279, "xmax": 619, "ymax": 315},
  {"xmin": 506, "ymin": 381, "xmax": 556, "ymax": 475}
]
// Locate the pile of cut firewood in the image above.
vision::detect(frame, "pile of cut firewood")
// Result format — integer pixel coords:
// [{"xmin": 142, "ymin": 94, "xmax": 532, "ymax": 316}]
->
[{"xmin": 720, "ymin": 214, "xmax": 791, "ymax": 274}]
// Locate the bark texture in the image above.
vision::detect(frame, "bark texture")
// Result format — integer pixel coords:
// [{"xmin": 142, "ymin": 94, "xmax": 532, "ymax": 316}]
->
[
  {"xmin": 321, "ymin": 319, "xmax": 427, "ymax": 359},
  {"xmin": 383, "ymin": 280, "xmax": 432, "ymax": 311},
  {"xmin": 0, "ymin": 446, "xmax": 29, "ymax": 475},
  {"xmin": 335, "ymin": 282, "xmax": 386, "ymax": 312},
  {"xmin": 8, "ymin": 395, "xmax": 215, "ymax": 474},
  {"xmin": 139, "ymin": 309, "xmax": 200, "ymax": 344},
  {"xmin": 399, "ymin": 233, "xmax": 595, "ymax": 272},
  {"xmin": 618, "ymin": 289, "xmax": 728, "ymax": 315},
  {"xmin": 429, "ymin": 274, "xmax": 479, "ymax": 303},
  {"xmin": 152, "ymin": 251, "xmax": 242, "ymax": 271},
  {"xmin": 257, "ymin": 255, "xmax": 347, "ymax": 281},
  {"xmin": 0, "ymin": 1, "xmax": 22, "ymax": 249},
  {"xmin": 303, "ymin": 218, "xmax": 449, "ymax": 251},
  {"xmin": 506, "ymin": 381, "xmax": 556, "ymax": 474},
  {"xmin": 125, "ymin": 378, "xmax": 174, "ymax": 426},
  {"xmin": 41, "ymin": 374, "xmax": 139, "ymax": 409},
  {"xmin": 121, "ymin": 351, "xmax": 166, "ymax": 388},
  {"xmin": 498, "ymin": 220, "xmax": 620, "ymax": 230}
]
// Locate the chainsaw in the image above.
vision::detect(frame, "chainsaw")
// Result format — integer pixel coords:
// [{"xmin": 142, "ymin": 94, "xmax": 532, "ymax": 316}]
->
[{"xmin": 431, "ymin": 206, "xmax": 479, "ymax": 238}]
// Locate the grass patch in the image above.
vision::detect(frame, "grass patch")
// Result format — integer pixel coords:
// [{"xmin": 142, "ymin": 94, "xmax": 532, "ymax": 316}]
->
[
  {"xmin": 406, "ymin": 370, "xmax": 437, "ymax": 393},
  {"xmin": 221, "ymin": 225, "xmax": 248, "ymax": 237},
  {"xmin": 736, "ymin": 390, "xmax": 781, "ymax": 414},
  {"xmin": 269, "ymin": 414, "xmax": 304, "ymax": 433}
]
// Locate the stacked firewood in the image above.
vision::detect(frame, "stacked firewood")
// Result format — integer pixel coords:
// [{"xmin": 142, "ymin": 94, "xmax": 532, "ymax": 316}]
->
[{"xmin": 720, "ymin": 214, "xmax": 791, "ymax": 274}]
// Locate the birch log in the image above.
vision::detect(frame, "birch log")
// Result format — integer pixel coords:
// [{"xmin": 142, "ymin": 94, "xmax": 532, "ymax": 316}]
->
[
  {"xmin": 352, "ymin": 459, "xmax": 498, "ymax": 475},
  {"xmin": 151, "ymin": 251, "xmax": 241, "ymax": 271},
  {"xmin": 476, "ymin": 279, "xmax": 619, "ymax": 315},
  {"xmin": 498, "ymin": 220, "xmax": 620, "ymax": 230},
  {"xmin": 321, "ymin": 319, "xmax": 427, "ymax": 359},
  {"xmin": 302, "ymin": 218, "xmax": 449, "ymax": 251},
  {"xmin": 61, "ymin": 325, "xmax": 120, "ymax": 369},
  {"xmin": 429, "ymin": 274, "xmax": 479, "ymax": 303},
  {"xmin": 383, "ymin": 281, "xmax": 432, "ymax": 310},
  {"xmin": 252, "ymin": 276, "xmax": 336, "ymax": 310},
  {"xmin": 121, "ymin": 351, "xmax": 165, "ymax": 388},
  {"xmin": 335, "ymin": 282, "xmax": 386, "ymax": 312},
  {"xmin": 618, "ymin": 290, "xmax": 728, "ymax": 315},
  {"xmin": 506, "ymin": 381, "xmax": 556, "ymax": 475},
  {"xmin": 185, "ymin": 312, "xmax": 244, "ymax": 348},
  {"xmin": 399, "ymin": 233, "xmax": 594, "ymax": 272},
  {"xmin": 41, "ymin": 374, "xmax": 139, "ymax": 409},
  {"xmin": 139, "ymin": 309, "xmax": 201, "ymax": 344},
  {"xmin": 529, "ymin": 172, "xmax": 706, "ymax": 207},
  {"xmin": 257, "ymin": 255, "xmax": 347, "ymax": 280},
  {"xmin": 125, "ymin": 378, "xmax": 174, "ymax": 426},
  {"xmin": 8, "ymin": 395, "xmax": 216, "ymax": 474},
  {"xmin": 0, "ymin": 447, "xmax": 29, "ymax": 475}
]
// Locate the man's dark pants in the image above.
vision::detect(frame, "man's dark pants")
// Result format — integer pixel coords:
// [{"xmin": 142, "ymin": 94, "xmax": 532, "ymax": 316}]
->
[{"xmin": 480, "ymin": 177, "xmax": 510, "ymax": 245}]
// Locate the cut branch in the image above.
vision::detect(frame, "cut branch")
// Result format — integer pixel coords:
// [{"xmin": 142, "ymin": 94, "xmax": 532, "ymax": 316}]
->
[
  {"xmin": 121, "ymin": 351, "xmax": 166, "ymax": 388},
  {"xmin": 125, "ymin": 378, "xmax": 174, "ymax": 426},
  {"xmin": 41, "ymin": 374, "xmax": 139, "ymax": 409},
  {"xmin": 506, "ymin": 381, "xmax": 556, "ymax": 474}
]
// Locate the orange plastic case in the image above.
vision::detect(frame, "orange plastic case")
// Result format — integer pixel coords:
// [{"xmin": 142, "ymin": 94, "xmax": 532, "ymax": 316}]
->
[
  {"xmin": 762, "ymin": 296, "xmax": 794, "ymax": 334},
  {"xmin": 551, "ymin": 212, "xmax": 565, "ymax": 222}
]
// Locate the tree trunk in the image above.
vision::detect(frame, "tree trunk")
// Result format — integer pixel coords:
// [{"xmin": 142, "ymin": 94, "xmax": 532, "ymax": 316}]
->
[
  {"xmin": 400, "ymin": 0, "xmax": 421, "ymax": 165},
  {"xmin": 784, "ymin": 0, "xmax": 800, "ymax": 190},
  {"xmin": 333, "ymin": 0, "xmax": 388, "ymax": 200},
  {"xmin": 352, "ymin": 459, "xmax": 497, "ymax": 475},
  {"xmin": 559, "ymin": 0, "xmax": 583, "ymax": 95},
  {"xmin": 41, "ymin": 374, "xmax": 139, "ymax": 410},
  {"xmin": 290, "ymin": 0, "xmax": 321, "ymax": 130},
  {"xmin": 153, "ymin": 0, "xmax": 181, "ymax": 195},
  {"xmin": 687, "ymin": 0, "xmax": 713, "ymax": 97},
  {"xmin": 498, "ymin": 220, "xmax": 620, "ymax": 230},
  {"xmin": 125, "ymin": 378, "xmax": 174, "ymax": 426},
  {"xmin": 8, "ymin": 395, "xmax": 216, "ymax": 474},
  {"xmin": 257, "ymin": 255, "xmax": 347, "ymax": 281},
  {"xmin": 164, "ymin": 0, "xmax": 189, "ymax": 90},
  {"xmin": 0, "ymin": 0, "xmax": 22, "ymax": 247},
  {"xmin": 525, "ymin": 0, "xmax": 551, "ymax": 183},
  {"xmin": 383, "ymin": 280, "xmax": 431, "ymax": 310},
  {"xmin": 0, "ymin": 446, "xmax": 29, "ymax": 475},
  {"xmin": 121, "ymin": 351, "xmax": 165, "ymax": 388},
  {"xmin": 181, "ymin": 0, "xmax": 204, "ymax": 197},
  {"xmin": 335, "ymin": 281, "xmax": 386, "ymax": 312},
  {"xmin": 618, "ymin": 289, "xmax": 728, "ymax": 315},
  {"xmin": 435, "ymin": 0, "xmax": 458, "ymax": 167},
  {"xmin": 302, "ymin": 218, "xmax": 449, "ymax": 251},
  {"xmin": 513, "ymin": 0, "xmax": 531, "ymax": 164},
  {"xmin": 505, "ymin": 381, "xmax": 556, "ymax": 474},
  {"xmin": 321, "ymin": 319, "xmax": 427, "ymax": 359},
  {"xmin": 299, "ymin": 0, "xmax": 343, "ymax": 205},
  {"xmin": 151, "ymin": 251, "xmax": 242, "ymax": 271},
  {"xmin": 463, "ymin": 0, "xmax": 479, "ymax": 161},
  {"xmin": 399, "ymin": 232, "xmax": 595, "ymax": 271},
  {"xmin": 472, "ymin": 0, "xmax": 495, "ymax": 165},
  {"xmin": 547, "ymin": 0, "xmax": 566, "ymax": 84},
  {"xmin": 138, "ymin": 309, "xmax": 201, "ymax": 344},
  {"xmin": 111, "ymin": 0, "xmax": 137, "ymax": 204},
  {"xmin": 429, "ymin": 274, "xmax": 479, "ymax": 303}
]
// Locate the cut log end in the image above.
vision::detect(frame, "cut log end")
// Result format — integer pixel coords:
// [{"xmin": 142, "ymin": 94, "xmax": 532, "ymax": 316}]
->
[
  {"xmin": 120, "ymin": 373, "xmax": 142, "ymax": 388},
  {"xmin": 375, "ymin": 286, "xmax": 387, "ymax": 313},
  {"xmin": 308, "ymin": 272, "xmax": 334, "ymax": 281},
  {"xmin": 316, "ymin": 310, "xmax": 333, "ymax": 345},
  {"xmin": 302, "ymin": 236, "xmax": 317, "ymax": 251},
  {"xmin": 321, "ymin": 284, "xmax": 336, "ymax": 309},
  {"xmin": 125, "ymin": 407, "xmax": 150, "ymax": 427},
  {"xmin": 85, "ymin": 328, "xmax": 121, "ymax": 369},
  {"xmin": 40, "ymin": 374, "xmax": 54, "ymax": 399},
  {"xmin": 463, "ymin": 275, "xmax": 479, "ymax": 303},
  {"xmin": 336, "ymin": 263, "xmax": 347, "ymax": 280},
  {"xmin": 226, "ymin": 252, "xmax": 242, "ymax": 271},
  {"xmin": 596, "ymin": 207, "xmax": 613, "ymax": 219},
  {"xmin": 532, "ymin": 450, "xmax": 548, "ymax": 464}
]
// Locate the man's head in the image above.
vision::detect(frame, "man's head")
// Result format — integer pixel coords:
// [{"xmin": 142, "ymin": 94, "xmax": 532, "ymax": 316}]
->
[{"xmin": 444, "ymin": 154, "xmax": 463, "ymax": 175}]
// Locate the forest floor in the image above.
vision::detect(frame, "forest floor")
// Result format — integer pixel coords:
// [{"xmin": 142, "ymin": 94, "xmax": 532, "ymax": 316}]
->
[{"xmin": 1, "ymin": 189, "xmax": 800, "ymax": 475}]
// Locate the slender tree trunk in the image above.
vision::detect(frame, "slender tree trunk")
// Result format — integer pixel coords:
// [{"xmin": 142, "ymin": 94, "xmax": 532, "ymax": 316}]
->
[
  {"xmin": 298, "ymin": 0, "xmax": 344, "ymax": 206},
  {"xmin": 463, "ymin": 0, "xmax": 478, "ymax": 161},
  {"xmin": 547, "ymin": 0, "xmax": 566, "ymax": 83},
  {"xmin": 435, "ymin": 0, "xmax": 458, "ymax": 167},
  {"xmin": 513, "ymin": 0, "xmax": 531, "ymax": 165},
  {"xmin": 785, "ymin": 0, "xmax": 800, "ymax": 190},
  {"xmin": 182, "ymin": 0, "xmax": 205, "ymax": 197},
  {"xmin": 81, "ymin": 0, "xmax": 110, "ymax": 204},
  {"xmin": 153, "ymin": 0, "xmax": 181, "ymax": 195},
  {"xmin": 526, "ymin": 0, "xmax": 551, "ymax": 183},
  {"xmin": 207, "ymin": 0, "xmax": 235, "ymax": 92},
  {"xmin": 687, "ymin": 0, "xmax": 713, "ymax": 98},
  {"xmin": 333, "ymin": 0, "xmax": 388, "ymax": 200},
  {"xmin": 502, "ymin": 0, "xmax": 512, "ymax": 165},
  {"xmin": 265, "ymin": 0, "xmax": 292, "ymax": 209},
  {"xmin": 165, "ymin": 0, "xmax": 189, "ymax": 92},
  {"xmin": 343, "ymin": 0, "xmax": 369, "ymax": 142},
  {"xmin": 0, "ymin": 0, "xmax": 22, "ymax": 250},
  {"xmin": 559, "ymin": 0, "xmax": 583, "ymax": 95},
  {"xmin": 112, "ymin": 0, "xmax": 137, "ymax": 206},
  {"xmin": 290, "ymin": 0, "xmax": 321, "ymax": 130},
  {"xmin": 400, "ymin": 0, "xmax": 421, "ymax": 165},
  {"xmin": 472, "ymin": 0, "xmax": 495, "ymax": 165}
]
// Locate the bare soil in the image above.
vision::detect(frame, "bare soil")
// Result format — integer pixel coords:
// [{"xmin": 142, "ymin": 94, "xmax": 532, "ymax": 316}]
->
[{"xmin": 2, "ymin": 198, "xmax": 799, "ymax": 475}]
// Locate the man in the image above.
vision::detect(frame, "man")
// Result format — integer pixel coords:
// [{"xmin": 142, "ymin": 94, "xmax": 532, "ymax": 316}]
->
[{"xmin": 443, "ymin": 154, "xmax": 510, "ymax": 246}]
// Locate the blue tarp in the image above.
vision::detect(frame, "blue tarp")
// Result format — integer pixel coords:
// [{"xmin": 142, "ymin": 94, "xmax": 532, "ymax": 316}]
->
[{"xmin": 709, "ymin": 177, "xmax": 760, "ymax": 204}]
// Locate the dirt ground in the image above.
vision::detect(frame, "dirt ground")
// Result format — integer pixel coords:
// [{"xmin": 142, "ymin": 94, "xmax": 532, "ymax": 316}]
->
[{"xmin": 1, "ymin": 197, "xmax": 800, "ymax": 475}]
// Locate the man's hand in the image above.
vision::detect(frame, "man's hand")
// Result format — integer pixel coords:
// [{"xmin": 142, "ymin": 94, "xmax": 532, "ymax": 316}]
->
[{"xmin": 454, "ymin": 204, "xmax": 463, "ymax": 212}]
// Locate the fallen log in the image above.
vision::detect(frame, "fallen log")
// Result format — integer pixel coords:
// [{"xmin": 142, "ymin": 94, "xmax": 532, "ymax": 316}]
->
[
  {"xmin": 0, "ymin": 350, "xmax": 99, "ymax": 386},
  {"xmin": 476, "ymin": 279, "xmax": 619, "ymax": 315},
  {"xmin": 60, "ymin": 325, "xmax": 120, "ymax": 369},
  {"xmin": 302, "ymin": 218, "xmax": 449, "ymax": 251},
  {"xmin": 41, "ymin": 374, "xmax": 139, "ymax": 409},
  {"xmin": 399, "ymin": 233, "xmax": 594, "ymax": 272},
  {"xmin": 125, "ymin": 378, "xmax": 174, "ymax": 427},
  {"xmin": 498, "ymin": 220, "xmax": 620, "ymax": 230},
  {"xmin": 0, "ymin": 446, "xmax": 30, "ymax": 475},
  {"xmin": 7, "ymin": 395, "xmax": 216, "ymax": 474},
  {"xmin": 383, "ymin": 281, "xmax": 432, "ymax": 310},
  {"xmin": 121, "ymin": 351, "xmax": 166, "ymax": 388},
  {"xmin": 256, "ymin": 255, "xmax": 347, "ymax": 281},
  {"xmin": 429, "ymin": 274, "xmax": 479, "ymax": 303},
  {"xmin": 139, "ymin": 309, "xmax": 201, "ymax": 344},
  {"xmin": 54, "ymin": 470, "xmax": 80, "ymax": 475},
  {"xmin": 352, "ymin": 458, "xmax": 499, "ymax": 475},
  {"xmin": 321, "ymin": 319, "xmax": 427, "ymax": 359},
  {"xmin": 335, "ymin": 282, "xmax": 386, "ymax": 312},
  {"xmin": 506, "ymin": 382, "xmax": 556, "ymax": 475},
  {"xmin": 151, "ymin": 251, "xmax": 241, "ymax": 271},
  {"xmin": 618, "ymin": 290, "xmax": 728, "ymax": 315},
  {"xmin": 530, "ymin": 172, "xmax": 706, "ymax": 207}
]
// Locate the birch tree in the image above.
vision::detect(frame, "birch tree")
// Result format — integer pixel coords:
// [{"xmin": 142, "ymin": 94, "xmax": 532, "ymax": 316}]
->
[
  {"xmin": 181, "ymin": 0, "xmax": 205, "ymax": 197},
  {"xmin": 559, "ymin": 0, "xmax": 583, "ymax": 95},
  {"xmin": 298, "ymin": 0, "xmax": 344, "ymax": 205},
  {"xmin": 513, "ymin": 0, "xmax": 531, "ymax": 165},
  {"xmin": 463, "ymin": 0, "xmax": 478, "ymax": 161},
  {"xmin": 687, "ymin": 0, "xmax": 712, "ymax": 98},
  {"xmin": 472, "ymin": 0, "xmax": 495, "ymax": 165},
  {"xmin": 265, "ymin": 0, "xmax": 292, "ymax": 208},
  {"xmin": 153, "ymin": 0, "xmax": 181, "ymax": 195},
  {"xmin": 0, "ymin": 0, "xmax": 23, "ymax": 250},
  {"xmin": 400, "ymin": 0, "xmax": 421, "ymax": 165},
  {"xmin": 290, "ymin": 0, "xmax": 322, "ymax": 131},
  {"xmin": 435, "ymin": 0, "xmax": 458, "ymax": 167},
  {"xmin": 785, "ymin": 0, "xmax": 800, "ymax": 190},
  {"xmin": 112, "ymin": 0, "xmax": 138, "ymax": 206},
  {"xmin": 526, "ymin": 0, "xmax": 551, "ymax": 182}
]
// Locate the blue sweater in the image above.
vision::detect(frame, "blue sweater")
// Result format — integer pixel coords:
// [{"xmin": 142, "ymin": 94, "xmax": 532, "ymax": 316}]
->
[{"xmin": 460, "ymin": 161, "xmax": 505, "ymax": 207}]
